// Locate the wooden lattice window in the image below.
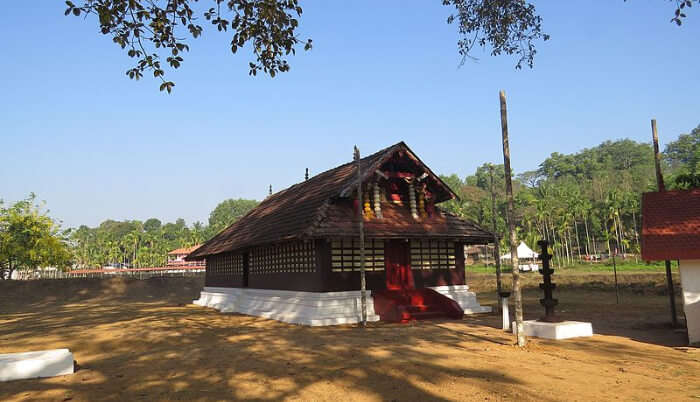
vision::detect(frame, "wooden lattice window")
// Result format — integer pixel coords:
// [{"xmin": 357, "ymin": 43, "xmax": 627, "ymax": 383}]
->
[
  {"xmin": 249, "ymin": 241, "xmax": 316, "ymax": 274},
  {"xmin": 331, "ymin": 239, "xmax": 385, "ymax": 272},
  {"xmin": 410, "ymin": 240, "xmax": 456, "ymax": 270},
  {"xmin": 207, "ymin": 253, "xmax": 243, "ymax": 277}
]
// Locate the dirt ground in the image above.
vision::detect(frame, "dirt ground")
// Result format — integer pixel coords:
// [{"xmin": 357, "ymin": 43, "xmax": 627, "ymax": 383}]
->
[{"xmin": 1, "ymin": 275, "xmax": 698, "ymax": 401}]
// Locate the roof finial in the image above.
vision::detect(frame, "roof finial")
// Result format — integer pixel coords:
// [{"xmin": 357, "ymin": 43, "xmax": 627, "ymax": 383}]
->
[
  {"xmin": 269, "ymin": 184, "xmax": 272, "ymax": 196},
  {"xmin": 305, "ymin": 168, "xmax": 309, "ymax": 181}
]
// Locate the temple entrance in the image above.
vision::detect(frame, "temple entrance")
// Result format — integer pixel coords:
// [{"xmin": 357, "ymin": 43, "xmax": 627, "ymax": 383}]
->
[
  {"xmin": 384, "ymin": 240, "xmax": 414, "ymax": 290},
  {"xmin": 374, "ymin": 240, "xmax": 463, "ymax": 323}
]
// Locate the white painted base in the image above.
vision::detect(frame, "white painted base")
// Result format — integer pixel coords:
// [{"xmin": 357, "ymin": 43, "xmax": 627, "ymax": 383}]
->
[
  {"xmin": 429, "ymin": 285, "xmax": 492, "ymax": 314},
  {"xmin": 194, "ymin": 287, "xmax": 381, "ymax": 326},
  {"xmin": 194, "ymin": 285, "xmax": 492, "ymax": 326},
  {"xmin": 0, "ymin": 349, "xmax": 74, "ymax": 382},
  {"xmin": 679, "ymin": 260, "xmax": 700, "ymax": 345},
  {"xmin": 512, "ymin": 320, "xmax": 593, "ymax": 340}
]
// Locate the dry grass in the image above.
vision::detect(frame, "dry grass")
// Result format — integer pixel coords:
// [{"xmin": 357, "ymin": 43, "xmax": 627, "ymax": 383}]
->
[{"xmin": 0, "ymin": 276, "xmax": 698, "ymax": 401}]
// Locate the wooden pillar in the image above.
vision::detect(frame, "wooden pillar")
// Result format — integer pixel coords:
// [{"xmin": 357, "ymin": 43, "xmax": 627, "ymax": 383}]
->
[
  {"xmin": 500, "ymin": 90, "xmax": 526, "ymax": 347},
  {"xmin": 354, "ymin": 146, "xmax": 367, "ymax": 326},
  {"xmin": 373, "ymin": 181, "xmax": 383, "ymax": 219},
  {"xmin": 651, "ymin": 119, "xmax": 678, "ymax": 327},
  {"xmin": 408, "ymin": 180, "xmax": 418, "ymax": 219}
]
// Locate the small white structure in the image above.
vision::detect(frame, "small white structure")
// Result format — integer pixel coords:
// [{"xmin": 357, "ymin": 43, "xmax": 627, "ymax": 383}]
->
[
  {"xmin": 514, "ymin": 320, "xmax": 593, "ymax": 340},
  {"xmin": 642, "ymin": 189, "xmax": 700, "ymax": 345},
  {"xmin": 0, "ymin": 349, "xmax": 74, "ymax": 382},
  {"xmin": 501, "ymin": 241, "xmax": 540, "ymax": 271}
]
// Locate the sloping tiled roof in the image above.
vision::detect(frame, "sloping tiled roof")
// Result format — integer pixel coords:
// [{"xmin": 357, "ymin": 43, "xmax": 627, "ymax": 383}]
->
[
  {"xmin": 167, "ymin": 245, "xmax": 201, "ymax": 255},
  {"xmin": 187, "ymin": 142, "xmax": 492, "ymax": 259},
  {"xmin": 313, "ymin": 200, "xmax": 493, "ymax": 242},
  {"xmin": 642, "ymin": 189, "xmax": 700, "ymax": 261}
]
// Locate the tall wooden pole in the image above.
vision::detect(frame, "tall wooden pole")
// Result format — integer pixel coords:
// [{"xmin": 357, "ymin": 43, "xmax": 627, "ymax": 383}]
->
[
  {"xmin": 499, "ymin": 90, "xmax": 526, "ymax": 346},
  {"xmin": 489, "ymin": 164, "xmax": 504, "ymax": 311},
  {"xmin": 651, "ymin": 119, "xmax": 678, "ymax": 327},
  {"xmin": 354, "ymin": 146, "xmax": 368, "ymax": 326},
  {"xmin": 651, "ymin": 119, "xmax": 666, "ymax": 192}
]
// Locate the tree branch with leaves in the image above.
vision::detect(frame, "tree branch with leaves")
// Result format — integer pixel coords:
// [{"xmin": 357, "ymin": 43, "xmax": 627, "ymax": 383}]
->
[{"xmin": 65, "ymin": 0, "xmax": 312, "ymax": 92}]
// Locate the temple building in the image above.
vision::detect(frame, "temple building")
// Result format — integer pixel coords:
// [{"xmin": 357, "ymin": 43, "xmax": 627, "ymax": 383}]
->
[{"xmin": 187, "ymin": 142, "xmax": 493, "ymax": 325}]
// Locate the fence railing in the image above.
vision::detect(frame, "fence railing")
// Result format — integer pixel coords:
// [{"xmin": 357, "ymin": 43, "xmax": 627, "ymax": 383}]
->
[{"xmin": 14, "ymin": 265, "xmax": 206, "ymax": 280}]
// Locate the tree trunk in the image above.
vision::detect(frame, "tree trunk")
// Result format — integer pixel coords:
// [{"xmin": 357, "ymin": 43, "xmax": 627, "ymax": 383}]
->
[
  {"xmin": 614, "ymin": 213, "xmax": 623, "ymax": 255},
  {"xmin": 592, "ymin": 231, "xmax": 598, "ymax": 257},
  {"xmin": 499, "ymin": 90, "xmax": 526, "ymax": 347},
  {"xmin": 584, "ymin": 216, "xmax": 591, "ymax": 258},
  {"xmin": 574, "ymin": 220, "xmax": 582, "ymax": 261},
  {"xmin": 631, "ymin": 209, "xmax": 640, "ymax": 262},
  {"xmin": 564, "ymin": 228, "xmax": 571, "ymax": 266},
  {"xmin": 619, "ymin": 214, "xmax": 626, "ymax": 255}
]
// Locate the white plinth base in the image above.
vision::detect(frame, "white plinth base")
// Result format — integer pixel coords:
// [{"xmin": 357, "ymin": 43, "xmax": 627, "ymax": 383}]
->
[
  {"xmin": 194, "ymin": 287, "xmax": 381, "ymax": 326},
  {"xmin": 513, "ymin": 320, "xmax": 593, "ymax": 340},
  {"xmin": 0, "ymin": 349, "xmax": 74, "ymax": 382},
  {"xmin": 429, "ymin": 285, "xmax": 492, "ymax": 314}
]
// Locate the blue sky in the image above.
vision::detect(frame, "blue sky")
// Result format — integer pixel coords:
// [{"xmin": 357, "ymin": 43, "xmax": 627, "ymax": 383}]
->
[{"xmin": 1, "ymin": 1, "xmax": 698, "ymax": 228}]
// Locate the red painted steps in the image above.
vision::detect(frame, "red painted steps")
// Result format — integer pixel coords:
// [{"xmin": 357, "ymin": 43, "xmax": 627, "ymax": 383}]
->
[{"xmin": 372, "ymin": 288, "xmax": 464, "ymax": 323}]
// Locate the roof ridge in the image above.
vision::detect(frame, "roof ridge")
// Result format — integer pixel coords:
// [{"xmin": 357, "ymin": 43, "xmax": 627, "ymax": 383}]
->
[{"xmin": 263, "ymin": 141, "xmax": 404, "ymax": 202}]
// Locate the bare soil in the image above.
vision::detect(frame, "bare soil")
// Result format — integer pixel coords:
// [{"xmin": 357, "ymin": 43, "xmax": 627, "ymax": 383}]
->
[{"xmin": 1, "ymin": 275, "xmax": 698, "ymax": 401}]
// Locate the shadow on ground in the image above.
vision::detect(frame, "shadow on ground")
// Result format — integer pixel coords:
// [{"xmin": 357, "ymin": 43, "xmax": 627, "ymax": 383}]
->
[{"xmin": 0, "ymin": 277, "xmax": 698, "ymax": 401}]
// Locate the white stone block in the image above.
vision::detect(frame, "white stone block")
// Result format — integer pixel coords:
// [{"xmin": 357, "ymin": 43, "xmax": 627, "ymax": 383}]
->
[
  {"xmin": 512, "ymin": 320, "xmax": 593, "ymax": 340},
  {"xmin": 0, "ymin": 349, "xmax": 74, "ymax": 382},
  {"xmin": 429, "ymin": 285, "xmax": 492, "ymax": 314}
]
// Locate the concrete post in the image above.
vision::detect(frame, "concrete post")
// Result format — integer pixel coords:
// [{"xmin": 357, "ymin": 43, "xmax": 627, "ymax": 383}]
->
[{"xmin": 500, "ymin": 293, "xmax": 511, "ymax": 331}]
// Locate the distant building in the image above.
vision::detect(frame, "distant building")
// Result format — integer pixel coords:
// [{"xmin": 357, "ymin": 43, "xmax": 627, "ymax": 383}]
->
[
  {"xmin": 167, "ymin": 245, "xmax": 204, "ymax": 267},
  {"xmin": 642, "ymin": 189, "xmax": 700, "ymax": 345},
  {"xmin": 464, "ymin": 244, "xmax": 494, "ymax": 265}
]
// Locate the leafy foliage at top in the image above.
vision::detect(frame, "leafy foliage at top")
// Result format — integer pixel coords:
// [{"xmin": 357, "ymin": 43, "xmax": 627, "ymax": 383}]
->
[
  {"xmin": 65, "ymin": 1, "xmax": 694, "ymax": 91},
  {"xmin": 64, "ymin": 0, "xmax": 312, "ymax": 93},
  {"xmin": 443, "ymin": 0, "xmax": 549, "ymax": 69}
]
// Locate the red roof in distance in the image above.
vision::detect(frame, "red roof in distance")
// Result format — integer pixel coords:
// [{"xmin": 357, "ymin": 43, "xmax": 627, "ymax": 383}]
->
[
  {"xmin": 168, "ymin": 245, "xmax": 201, "ymax": 255},
  {"xmin": 642, "ymin": 189, "xmax": 700, "ymax": 261}
]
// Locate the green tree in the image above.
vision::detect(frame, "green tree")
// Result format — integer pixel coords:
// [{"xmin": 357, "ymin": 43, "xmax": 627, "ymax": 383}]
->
[
  {"xmin": 0, "ymin": 194, "xmax": 72, "ymax": 279},
  {"xmin": 208, "ymin": 198, "xmax": 259, "ymax": 235},
  {"xmin": 665, "ymin": 124, "xmax": 700, "ymax": 188},
  {"xmin": 143, "ymin": 218, "xmax": 162, "ymax": 233}
]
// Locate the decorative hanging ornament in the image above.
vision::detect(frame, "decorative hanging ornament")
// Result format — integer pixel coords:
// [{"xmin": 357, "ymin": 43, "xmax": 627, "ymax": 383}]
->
[
  {"xmin": 373, "ymin": 181, "xmax": 383, "ymax": 219},
  {"xmin": 408, "ymin": 179, "xmax": 418, "ymax": 219},
  {"xmin": 363, "ymin": 189, "xmax": 374, "ymax": 219},
  {"xmin": 418, "ymin": 189, "xmax": 427, "ymax": 218}
]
